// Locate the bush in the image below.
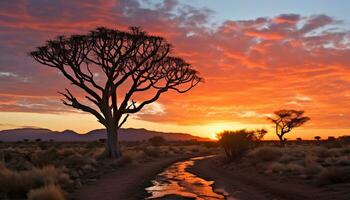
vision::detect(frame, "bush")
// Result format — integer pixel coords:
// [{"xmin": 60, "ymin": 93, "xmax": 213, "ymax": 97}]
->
[
  {"xmin": 248, "ymin": 146, "xmax": 283, "ymax": 162},
  {"xmin": 0, "ymin": 163, "xmax": 70, "ymax": 196},
  {"xmin": 142, "ymin": 147, "xmax": 160, "ymax": 157},
  {"xmin": 27, "ymin": 185, "xmax": 65, "ymax": 200},
  {"xmin": 304, "ymin": 161, "xmax": 323, "ymax": 176},
  {"xmin": 148, "ymin": 136, "xmax": 166, "ymax": 146},
  {"xmin": 217, "ymin": 129, "xmax": 257, "ymax": 162},
  {"xmin": 266, "ymin": 162, "xmax": 285, "ymax": 173},
  {"xmin": 317, "ymin": 168, "xmax": 348, "ymax": 185}
]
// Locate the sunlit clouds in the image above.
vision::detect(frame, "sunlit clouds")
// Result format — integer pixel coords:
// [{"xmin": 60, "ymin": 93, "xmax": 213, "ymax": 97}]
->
[{"xmin": 1, "ymin": 0, "xmax": 350, "ymax": 139}]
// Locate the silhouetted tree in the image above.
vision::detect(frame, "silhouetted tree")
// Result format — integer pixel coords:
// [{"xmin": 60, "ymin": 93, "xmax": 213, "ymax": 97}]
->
[
  {"xmin": 148, "ymin": 136, "xmax": 166, "ymax": 146},
  {"xmin": 268, "ymin": 110, "xmax": 310, "ymax": 147},
  {"xmin": 30, "ymin": 27, "xmax": 202, "ymax": 158},
  {"xmin": 327, "ymin": 136, "xmax": 336, "ymax": 141},
  {"xmin": 314, "ymin": 136, "xmax": 321, "ymax": 141},
  {"xmin": 255, "ymin": 129, "xmax": 268, "ymax": 141},
  {"xmin": 296, "ymin": 137, "xmax": 302, "ymax": 141}
]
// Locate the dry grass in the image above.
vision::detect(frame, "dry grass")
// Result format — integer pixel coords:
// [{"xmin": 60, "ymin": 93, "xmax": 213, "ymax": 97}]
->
[
  {"xmin": 317, "ymin": 168, "xmax": 349, "ymax": 185},
  {"xmin": 248, "ymin": 146, "xmax": 283, "ymax": 162},
  {"xmin": 243, "ymin": 143, "xmax": 350, "ymax": 186},
  {"xmin": 0, "ymin": 141, "xmax": 219, "ymax": 198},
  {"xmin": 0, "ymin": 163, "xmax": 71, "ymax": 196},
  {"xmin": 27, "ymin": 185, "xmax": 65, "ymax": 200}
]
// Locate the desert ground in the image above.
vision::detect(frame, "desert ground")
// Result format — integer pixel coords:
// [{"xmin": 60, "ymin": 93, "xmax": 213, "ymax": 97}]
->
[
  {"xmin": 1, "ymin": 138, "xmax": 350, "ymax": 200},
  {"xmin": 190, "ymin": 142, "xmax": 350, "ymax": 200},
  {"xmin": 0, "ymin": 139, "xmax": 219, "ymax": 200}
]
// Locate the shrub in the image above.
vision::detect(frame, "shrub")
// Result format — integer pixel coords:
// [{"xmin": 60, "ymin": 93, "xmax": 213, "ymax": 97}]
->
[
  {"xmin": 148, "ymin": 136, "xmax": 166, "ymax": 146},
  {"xmin": 31, "ymin": 148, "xmax": 60, "ymax": 166},
  {"xmin": 248, "ymin": 146, "xmax": 282, "ymax": 162},
  {"xmin": 304, "ymin": 161, "xmax": 323, "ymax": 176},
  {"xmin": 0, "ymin": 163, "xmax": 71, "ymax": 196},
  {"xmin": 0, "ymin": 162, "xmax": 25, "ymax": 194},
  {"xmin": 217, "ymin": 129, "xmax": 257, "ymax": 161},
  {"xmin": 62, "ymin": 153, "xmax": 96, "ymax": 168},
  {"xmin": 285, "ymin": 163, "xmax": 304, "ymax": 174},
  {"xmin": 314, "ymin": 136, "xmax": 321, "ymax": 141},
  {"xmin": 29, "ymin": 166, "xmax": 71, "ymax": 188},
  {"xmin": 336, "ymin": 156, "xmax": 350, "ymax": 166},
  {"xmin": 27, "ymin": 185, "xmax": 65, "ymax": 200},
  {"xmin": 317, "ymin": 168, "xmax": 348, "ymax": 185},
  {"xmin": 266, "ymin": 162, "xmax": 285, "ymax": 173},
  {"xmin": 142, "ymin": 147, "xmax": 160, "ymax": 158}
]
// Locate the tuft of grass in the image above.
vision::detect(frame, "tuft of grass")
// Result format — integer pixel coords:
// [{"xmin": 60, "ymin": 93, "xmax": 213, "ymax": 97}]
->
[
  {"xmin": 266, "ymin": 162, "xmax": 285, "ymax": 173},
  {"xmin": 0, "ymin": 163, "xmax": 71, "ymax": 195},
  {"xmin": 142, "ymin": 147, "xmax": 160, "ymax": 158},
  {"xmin": 304, "ymin": 161, "xmax": 323, "ymax": 176},
  {"xmin": 248, "ymin": 146, "xmax": 283, "ymax": 162},
  {"xmin": 285, "ymin": 163, "xmax": 304, "ymax": 175},
  {"xmin": 317, "ymin": 168, "xmax": 348, "ymax": 185},
  {"xmin": 27, "ymin": 185, "xmax": 65, "ymax": 200},
  {"xmin": 336, "ymin": 156, "xmax": 350, "ymax": 166}
]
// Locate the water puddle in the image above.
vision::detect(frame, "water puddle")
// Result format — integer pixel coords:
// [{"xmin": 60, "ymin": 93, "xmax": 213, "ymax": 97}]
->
[{"xmin": 145, "ymin": 156, "xmax": 230, "ymax": 200}]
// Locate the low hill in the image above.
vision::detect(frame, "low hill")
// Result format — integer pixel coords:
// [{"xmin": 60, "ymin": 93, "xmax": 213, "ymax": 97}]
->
[{"xmin": 0, "ymin": 128, "xmax": 210, "ymax": 142}]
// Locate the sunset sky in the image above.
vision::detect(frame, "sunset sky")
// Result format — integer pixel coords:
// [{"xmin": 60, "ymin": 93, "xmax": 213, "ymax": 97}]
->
[{"xmin": 1, "ymin": 0, "xmax": 350, "ymax": 140}]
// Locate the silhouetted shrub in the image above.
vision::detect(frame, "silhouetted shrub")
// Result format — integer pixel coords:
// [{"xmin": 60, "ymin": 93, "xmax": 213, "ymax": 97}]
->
[
  {"xmin": 339, "ymin": 136, "xmax": 350, "ymax": 145},
  {"xmin": 217, "ymin": 129, "xmax": 258, "ymax": 162},
  {"xmin": 148, "ymin": 136, "xmax": 166, "ymax": 146}
]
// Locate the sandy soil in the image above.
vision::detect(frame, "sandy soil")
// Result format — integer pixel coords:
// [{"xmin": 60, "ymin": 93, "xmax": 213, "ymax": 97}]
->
[
  {"xmin": 72, "ymin": 156, "xmax": 192, "ymax": 200},
  {"xmin": 189, "ymin": 155, "xmax": 350, "ymax": 200}
]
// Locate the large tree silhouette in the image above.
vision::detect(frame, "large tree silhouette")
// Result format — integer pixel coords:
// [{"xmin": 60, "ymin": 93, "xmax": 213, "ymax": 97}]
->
[
  {"xmin": 268, "ymin": 110, "xmax": 310, "ymax": 146},
  {"xmin": 30, "ymin": 27, "xmax": 202, "ymax": 158}
]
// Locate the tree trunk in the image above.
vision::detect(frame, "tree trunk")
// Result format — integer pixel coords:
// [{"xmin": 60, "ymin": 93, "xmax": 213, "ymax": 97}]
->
[
  {"xmin": 278, "ymin": 134, "xmax": 285, "ymax": 147},
  {"xmin": 103, "ymin": 126, "xmax": 122, "ymax": 159}
]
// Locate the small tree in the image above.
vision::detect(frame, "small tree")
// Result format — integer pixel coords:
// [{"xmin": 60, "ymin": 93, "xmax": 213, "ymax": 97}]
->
[
  {"xmin": 30, "ymin": 27, "xmax": 202, "ymax": 159},
  {"xmin": 148, "ymin": 136, "xmax": 166, "ymax": 146},
  {"xmin": 217, "ymin": 129, "xmax": 262, "ymax": 162},
  {"xmin": 268, "ymin": 110, "xmax": 310, "ymax": 147},
  {"xmin": 255, "ymin": 129, "xmax": 268, "ymax": 141},
  {"xmin": 314, "ymin": 136, "xmax": 321, "ymax": 141},
  {"xmin": 327, "ymin": 136, "xmax": 336, "ymax": 141}
]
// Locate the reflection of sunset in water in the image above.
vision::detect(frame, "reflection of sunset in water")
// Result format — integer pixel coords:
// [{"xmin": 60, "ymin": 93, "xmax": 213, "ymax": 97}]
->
[{"xmin": 146, "ymin": 156, "xmax": 231, "ymax": 200}]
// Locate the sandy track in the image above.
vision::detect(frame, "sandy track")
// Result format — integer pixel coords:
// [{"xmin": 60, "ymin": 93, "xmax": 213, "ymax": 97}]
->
[
  {"xmin": 189, "ymin": 155, "xmax": 350, "ymax": 200},
  {"xmin": 72, "ymin": 156, "xmax": 190, "ymax": 200}
]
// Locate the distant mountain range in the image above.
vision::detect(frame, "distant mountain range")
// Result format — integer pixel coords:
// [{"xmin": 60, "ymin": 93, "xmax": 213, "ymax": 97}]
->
[{"xmin": 0, "ymin": 128, "xmax": 210, "ymax": 142}]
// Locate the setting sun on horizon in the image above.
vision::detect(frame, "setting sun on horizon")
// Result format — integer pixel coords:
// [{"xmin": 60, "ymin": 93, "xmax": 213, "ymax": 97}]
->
[{"xmin": 2, "ymin": 1, "xmax": 350, "ymax": 199}]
